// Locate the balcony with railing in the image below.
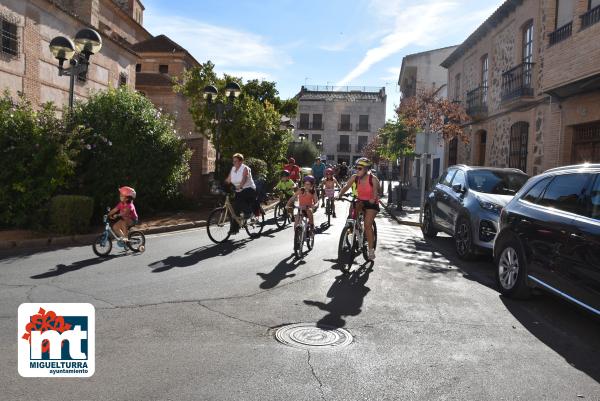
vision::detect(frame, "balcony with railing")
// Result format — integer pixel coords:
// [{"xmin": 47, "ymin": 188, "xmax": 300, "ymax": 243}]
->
[
  {"xmin": 356, "ymin": 124, "xmax": 371, "ymax": 132},
  {"xmin": 355, "ymin": 143, "xmax": 367, "ymax": 153},
  {"xmin": 466, "ymin": 86, "xmax": 488, "ymax": 119},
  {"xmin": 501, "ymin": 62, "xmax": 534, "ymax": 103},
  {"xmin": 337, "ymin": 143, "xmax": 351, "ymax": 153},
  {"xmin": 581, "ymin": 5, "xmax": 600, "ymax": 29},
  {"xmin": 549, "ymin": 22, "xmax": 572, "ymax": 45},
  {"xmin": 338, "ymin": 122, "xmax": 353, "ymax": 131}
]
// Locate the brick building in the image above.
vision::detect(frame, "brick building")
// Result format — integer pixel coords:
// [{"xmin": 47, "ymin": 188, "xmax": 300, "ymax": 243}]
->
[
  {"xmin": 0, "ymin": 0, "xmax": 149, "ymax": 107},
  {"xmin": 0, "ymin": 0, "xmax": 215, "ymax": 198},
  {"xmin": 294, "ymin": 85, "xmax": 386, "ymax": 166},
  {"xmin": 132, "ymin": 35, "xmax": 214, "ymax": 198},
  {"xmin": 441, "ymin": 0, "xmax": 600, "ymax": 175}
]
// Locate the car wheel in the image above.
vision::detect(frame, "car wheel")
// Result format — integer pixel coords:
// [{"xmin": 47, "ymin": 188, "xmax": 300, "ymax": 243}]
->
[
  {"xmin": 421, "ymin": 205, "xmax": 438, "ymax": 238},
  {"xmin": 494, "ymin": 236, "xmax": 531, "ymax": 299},
  {"xmin": 455, "ymin": 216, "xmax": 474, "ymax": 260}
]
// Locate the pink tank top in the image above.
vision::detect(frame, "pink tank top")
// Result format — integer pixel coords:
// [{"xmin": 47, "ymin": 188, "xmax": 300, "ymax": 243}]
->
[
  {"xmin": 356, "ymin": 175, "xmax": 374, "ymax": 201},
  {"xmin": 298, "ymin": 189, "xmax": 315, "ymax": 207}
]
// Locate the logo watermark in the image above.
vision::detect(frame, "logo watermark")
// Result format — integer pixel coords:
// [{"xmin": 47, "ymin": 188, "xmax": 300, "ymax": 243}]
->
[{"xmin": 18, "ymin": 303, "xmax": 95, "ymax": 377}]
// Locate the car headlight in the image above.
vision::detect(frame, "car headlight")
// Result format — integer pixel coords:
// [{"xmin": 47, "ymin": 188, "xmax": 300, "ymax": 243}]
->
[{"xmin": 478, "ymin": 199, "xmax": 503, "ymax": 214}]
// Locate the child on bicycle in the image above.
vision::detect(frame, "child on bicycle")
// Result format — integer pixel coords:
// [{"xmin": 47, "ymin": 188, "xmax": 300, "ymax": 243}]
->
[
  {"xmin": 274, "ymin": 170, "xmax": 296, "ymax": 199},
  {"xmin": 286, "ymin": 175, "xmax": 318, "ymax": 233},
  {"xmin": 320, "ymin": 168, "xmax": 340, "ymax": 217},
  {"xmin": 108, "ymin": 186, "xmax": 138, "ymax": 240}
]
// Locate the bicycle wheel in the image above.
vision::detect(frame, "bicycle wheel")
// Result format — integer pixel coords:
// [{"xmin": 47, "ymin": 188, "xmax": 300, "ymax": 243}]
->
[
  {"xmin": 337, "ymin": 225, "xmax": 355, "ymax": 273},
  {"xmin": 127, "ymin": 230, "xmax": 146, "ymax": 253},
  {"xmin": 306, "ymin": 227, "xmax": 314, "ymax": 251},
  {"xmin": 245, "ymin": 209, "xmax": 265, "ymax": 238},
  {"xmin": 207, "ymin": 207, "xmax": 231, "ymax": 244},
  {"xmin": 294, "ymin": 226, "xmax": 304, "ymax": 258},
  {"xmin": 326, "ymin": 199, "xmax": 331, "ymax": 226},
  {"xmin": 92, "ymin": 233, "xmax": 112, "ymax": 257},
  {"xmin": 274, "ymin": 203, "xmax": 288, "ymax": 229}
]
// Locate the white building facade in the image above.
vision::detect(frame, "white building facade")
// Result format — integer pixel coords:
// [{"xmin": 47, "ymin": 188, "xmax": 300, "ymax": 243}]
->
[{"xmin": 294, "ymin": 85, "xmax": 386, "ymax": 165}]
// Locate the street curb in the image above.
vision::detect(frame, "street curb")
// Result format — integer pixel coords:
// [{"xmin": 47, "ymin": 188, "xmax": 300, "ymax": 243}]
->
[
  {"xmin": 0, "ymin": 201, "xmax": 279, "ymax": 252},
  {"xmin": 379, "ymin": 200, "xmax": 422, "ymax": 228}
]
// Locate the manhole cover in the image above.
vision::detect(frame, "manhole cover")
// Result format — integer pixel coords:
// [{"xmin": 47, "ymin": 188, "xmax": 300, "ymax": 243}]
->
[{"xmin": 274, "ymin": 323, "xmax": 353, "ymax": 349}]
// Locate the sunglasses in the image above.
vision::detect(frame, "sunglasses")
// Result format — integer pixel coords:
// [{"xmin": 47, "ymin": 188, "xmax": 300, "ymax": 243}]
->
[{"xmin": 356, "ymin": 167, "xmax": 364, "ymax": 171}]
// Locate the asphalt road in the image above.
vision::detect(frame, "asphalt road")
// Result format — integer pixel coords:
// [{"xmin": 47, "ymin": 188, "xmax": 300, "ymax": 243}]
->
[{"xmin": 1, "ymin": 202, "xmax": 599, "ymax": 401}]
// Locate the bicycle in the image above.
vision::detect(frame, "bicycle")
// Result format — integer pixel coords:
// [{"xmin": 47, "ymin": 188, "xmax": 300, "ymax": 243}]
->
[
  {"xmin": 337, "ymin": 195, "xmax": 377, "ymax": 273},
  {"xmin": 92, "ymin": 207, "xmax": 146, "ymax": 257},
  {"xmin": 321, "ymin": 187, "xmax": 337, "ymax": 226},
  {"xmin": 273, "ymin": 192, "xmax": 293, "ymax": 229},
  {"xmin": 292, "ymin": 205, "xmax": 315, "ymax": 259},
  {"xmin": 206, "ymin": 189, "xmax": 265, "ymax": 244}
]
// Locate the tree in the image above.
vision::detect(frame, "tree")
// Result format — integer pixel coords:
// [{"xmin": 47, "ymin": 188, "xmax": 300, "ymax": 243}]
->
[
  {"xmin": 398, "ymin": 88, "xmax": 470, "ymax": 143},
  {"xmin": 174, "ymin": 63, "xmax": 294, "ymax": 181},
  {"xmin": 287, "ymin": 140, "xmax": 319, "ymax": 167},
  {"xmin": 376, "ymin": 119, "xmax": 413, "ymax": 161},
  {"xmin": 67, "ymin": 87, "xmax": 192, "ymax": 216}
]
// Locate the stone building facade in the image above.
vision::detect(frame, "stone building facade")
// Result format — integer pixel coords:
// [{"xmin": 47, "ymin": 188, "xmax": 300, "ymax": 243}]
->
[
  {"xmin": 294, "ymin": 85, "xmax": 386, "ymax": 166},
  {"xmin": 0, "ymin": 0, "xmax": 149, "ymax": 108},
  {"xmin": 0, "ymin": 0, "xmax": 215, "ymax": 198},
  {"xmin": 398, "ymin": 46, "xmax": 458, "ymax": 185},
  {"xmin": 442, "ymin": 0, "xmax": 600, "ymax": 175},
  {"xmin": 132, "ymin": 35, "xmax": 214, "ymax": 199}
]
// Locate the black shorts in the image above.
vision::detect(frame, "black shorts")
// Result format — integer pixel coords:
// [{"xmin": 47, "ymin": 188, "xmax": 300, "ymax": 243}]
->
[{"xmin": 360, "ymin": 200, "xmax": 380, "ymax": 212}]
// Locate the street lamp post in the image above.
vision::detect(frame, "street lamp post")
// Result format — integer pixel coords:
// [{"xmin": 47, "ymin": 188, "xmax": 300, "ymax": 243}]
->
[
  {"xmin": 203, "ymin": 82, "xmax": 242, "ymax": 180},
  {"xmin": 49, "ymin": 28, "xmax": 102, "ymax": 111}
]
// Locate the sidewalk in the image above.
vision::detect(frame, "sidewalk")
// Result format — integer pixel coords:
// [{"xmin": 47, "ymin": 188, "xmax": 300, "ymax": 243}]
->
[
  {"xmin": 0, "ymin": 200, "xmax": 279, "ymax": 251},
  {"xmin": 379, "ymin": 180, "xmax": 422, "ymax": 227}
]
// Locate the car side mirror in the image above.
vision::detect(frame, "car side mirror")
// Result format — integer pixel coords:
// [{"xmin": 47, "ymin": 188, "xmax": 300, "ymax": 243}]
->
[{"xmin": 452, "ymin": 184, "xmax": 465, "ymax": 194}]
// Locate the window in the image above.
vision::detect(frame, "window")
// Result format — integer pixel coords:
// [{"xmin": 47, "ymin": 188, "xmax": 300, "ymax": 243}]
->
[
  {"xmin": 588, "ymin": 174, "xmax": 600, "ymax": 220},
  {"xmin": 1, "ymin": 16, "xmax": 18, "ymax": 56},
  {"xmin": 441, "ymin": 169, "xmax": 457, "ymax": 187},
  {"xmin": 556, "ymin": 0, "xmax": 574, "ymax": 28},
  {"xmin": 538, "ymin": 173, "xmax": 591, "ymax": 215},
  {"xmin": 509, "ymin": 122, "xmax": 529, "ymax": 172},
  {"xmin": 467, "ymin": 170, "xmax": 528, "ymax": 195},
  {"xmin": 135, "ymin": 63, "xmax": 141, "ymax": 72},
  {"xmin": 340, "ymin": 114, "xmax": 351, "ymax": 130},
  {"xmin": 454, "ymin": 74, "xmax": 461, "ymax": 101},
  {"xmin": 572, "ymin": 122, "xmax": 600, "ymax": 164},
  {"xmin": 432, "ymin": 158, "xmax": 440, "ymax": 179},
  {"xmin": 522, "ymin": 22, "xmax": 533, "ymax": 64},
  {"xmin": 448, "ymin": 137, "xmax": 458, "ymax": 166},
  {"xmin": 592, "ymin": 0, "xmax": 600, "ymax": 9},
  {"xmin": 159, "ymin": 64, "xmax": 169, "ymax": 74},
  {"xmin": 312, "ymin": 113, "xmax": 322, "ymax": 129},
  {"xmin": 481, "ymin": 55, "xmax": 488, "ymax": 103},
  {"xmin": 451, "ymin": 170, "xmax": 467, "ymax": 189},
  {"xmin": 299, "ymin": 113, "xmax": 309, "ymax": 129},
  {"xmin": 522, "ymin": 177, "xmax": 552, "ymax": 203},
  {"xmin": 358, "ymin": 115, "xmax": 369, "ymax": 131},
  {"xmin": 119, "ymin": 72, "xmax": 128, "ymax": 86}
]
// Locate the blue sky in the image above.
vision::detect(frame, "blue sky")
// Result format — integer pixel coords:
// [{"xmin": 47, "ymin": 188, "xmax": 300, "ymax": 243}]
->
[{"xmin": 142, "ymin": 0, "xmax": 504, "ymax": 118}]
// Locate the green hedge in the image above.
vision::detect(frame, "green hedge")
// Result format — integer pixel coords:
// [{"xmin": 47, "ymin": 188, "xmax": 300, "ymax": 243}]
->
[{"xmin": 49, "ymin": 195, "xmax": 94, "ymax": 235}]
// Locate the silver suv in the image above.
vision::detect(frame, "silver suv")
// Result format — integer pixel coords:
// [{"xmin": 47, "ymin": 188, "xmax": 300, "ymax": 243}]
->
[{"xmin": 422, "ymin": 165, "xmax": 529, "ymax": 259}]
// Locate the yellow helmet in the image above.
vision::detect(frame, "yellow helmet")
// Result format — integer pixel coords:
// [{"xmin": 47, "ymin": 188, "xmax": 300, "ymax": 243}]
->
[{"xmin": 355, "ymin": 157, "xmax": 372, "ymax": 169}]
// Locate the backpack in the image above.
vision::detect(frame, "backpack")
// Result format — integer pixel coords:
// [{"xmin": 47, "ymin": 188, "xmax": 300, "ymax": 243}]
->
[{"xmin": 351, "ymin": 174, "xmax": 373, "ymax": 194}]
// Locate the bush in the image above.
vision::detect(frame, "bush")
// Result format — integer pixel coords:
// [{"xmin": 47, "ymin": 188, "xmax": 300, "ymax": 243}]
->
[
  {"xmin": 245, "ymin": 157, "xmax": 267, "ymax": 179},
  {"xmin": 287, "ymin": 141, "xmax": 319, "ymax": 167},
  {"xmin": 67, "ymin": 87, "xmax": 192, "ymax": 218},
  {"xmin": 0, "ymin": 93, "xmax": 76, "ymax": 228},
  {"xmin": 49, "ymin": 195, "xmax": 94, "ymax": 234}
]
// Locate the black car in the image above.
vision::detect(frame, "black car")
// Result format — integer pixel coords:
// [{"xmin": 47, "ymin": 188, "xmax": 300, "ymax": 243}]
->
[{"xmin": 494, "ymin": 164, "xmax": 600, "ymax": 317}]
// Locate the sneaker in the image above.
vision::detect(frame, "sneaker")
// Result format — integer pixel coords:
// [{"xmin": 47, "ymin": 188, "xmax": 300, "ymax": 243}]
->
[
  {"xmin": 368, "ymin": 248, "xmax": 376, "ymax": 260},
  {"xmin": 333, "ymin": 212, "xmax": 337, "ymax": 218}
]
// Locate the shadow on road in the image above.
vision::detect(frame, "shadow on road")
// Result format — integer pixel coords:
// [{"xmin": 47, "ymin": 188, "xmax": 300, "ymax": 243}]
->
[
  {"xmin": 30, "ymin": 255, "xmax": 118, "ymax": 279},
  {"xmin": 304, "ymin": 266, "xmax": 371, "ymax": 328},
  {"xmin": 256, "ymin": 254, "xmax": 305, "ymax": 289},
  {"xmin": 149, "ymin": 239, "xmax": 249, "ymax": 273}
]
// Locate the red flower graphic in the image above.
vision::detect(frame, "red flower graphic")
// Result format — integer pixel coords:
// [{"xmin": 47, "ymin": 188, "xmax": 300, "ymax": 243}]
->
[{"xmin": 22, "ymin": 307, "xmax": 72, "ymax": 353}]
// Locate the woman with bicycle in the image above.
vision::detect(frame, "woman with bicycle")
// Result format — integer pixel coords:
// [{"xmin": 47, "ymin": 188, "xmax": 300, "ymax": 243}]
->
[
  {"xmin": 337, "ymin": 157, "xmax": 380, "ymax": 260},
  {"xmin": 225, "ymin": 153, "xmax": 257, "ymax": 235}
]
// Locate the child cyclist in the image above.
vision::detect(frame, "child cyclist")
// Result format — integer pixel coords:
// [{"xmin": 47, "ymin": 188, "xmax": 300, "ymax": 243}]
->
[
  {"xmin": 108, "ymin": 186, "xmax": 139, "ymax": 240},
  {"xmin": 319, "ymin": 167, "xmax": 340, "ymax": 217},
  {"xmin": 286, "ymin": 175, "xmax": 319, "ymax": 234},
  {"xmin": 274, "ymin": 170, "xmax": 296, "ymax": 199},
  {"xmin": 338, "ymin": 158, "xmax": 380, "ymax": 261}
]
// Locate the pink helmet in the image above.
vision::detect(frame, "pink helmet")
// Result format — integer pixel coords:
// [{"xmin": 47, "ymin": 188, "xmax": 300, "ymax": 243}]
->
[
  {"xmin": 325, "ymin": 168, "xmax": 333, "ymax": 175},
  {"xmin": 119, "ymin": 186, "xmax": 136, "ymax": 199}
]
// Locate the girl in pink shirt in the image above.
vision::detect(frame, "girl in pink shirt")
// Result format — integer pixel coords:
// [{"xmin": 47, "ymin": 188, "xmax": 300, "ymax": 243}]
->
[{"xmin": 109, "ymin": 186, "xmax": 138, "ymax": 239}]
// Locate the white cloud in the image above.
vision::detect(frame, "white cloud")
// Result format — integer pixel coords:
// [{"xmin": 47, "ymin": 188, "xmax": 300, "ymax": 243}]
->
[
  {"xmin": 337, "ymin": 0, "xmax": 503, "ymax": 86},
  {"xmin": 224, "ymin": 70, "xmax": 273, "ymax": 81},
  {"xmin": 143, "ymin": 15, "xmax": 291, "ymax": 69}
]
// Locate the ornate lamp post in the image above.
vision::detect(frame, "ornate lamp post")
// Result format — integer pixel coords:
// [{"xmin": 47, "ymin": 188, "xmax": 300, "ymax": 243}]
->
[
  {"xmin": 203, "ymin": 82, "xmax": 242, "ymax": 179},
  {"xmin": 49, "ymin": 28, "xmax": 102, "ymax": 110}
]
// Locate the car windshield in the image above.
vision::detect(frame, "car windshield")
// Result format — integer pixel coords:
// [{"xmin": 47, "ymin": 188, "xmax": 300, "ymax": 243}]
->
[{"xmin": 467, "ymin": 170, "xmax": 528, "ymax": 195}]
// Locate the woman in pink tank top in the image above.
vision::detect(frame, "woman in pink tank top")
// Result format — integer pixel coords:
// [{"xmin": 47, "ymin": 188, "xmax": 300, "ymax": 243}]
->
[{"xmin": 337, "ymin": 158, "xmax": 380, "ymax": 261}]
